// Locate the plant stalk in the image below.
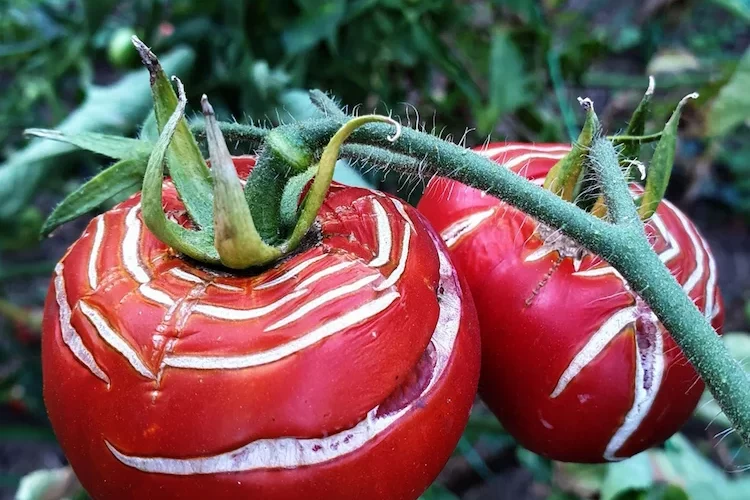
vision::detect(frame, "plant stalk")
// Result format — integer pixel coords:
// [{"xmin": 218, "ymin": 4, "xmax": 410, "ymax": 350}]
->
[{"xmin": 252, "ymin": 117, "xmax": 750, "ymax": 447}]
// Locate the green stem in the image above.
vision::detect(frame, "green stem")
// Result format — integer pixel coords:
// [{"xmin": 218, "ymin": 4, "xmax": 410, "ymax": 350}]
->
[
  {"xmin": 588, "ymin": 138, "xmax": 641, "ymax": 228},
  {"xmin": 339, "ymin": 144, "xmax": 423, "ymax": 174},
  {"xmin": 608, "ymin": 132, "xmax": 663, "ymax": 144},
  {"xmin": 589, "ymin": 139, "xmax": 750, "ymax": 448},
  {"xmin": 281, "ymin": 115, "xmax": 401, "ymax": 252},
  {"xmin": 269, "ymin": 118, "xmax": 615, "ymax": 262},
  {"xmin": 190, "ymin": 121, "xmax": 269, "ymax": 151}
]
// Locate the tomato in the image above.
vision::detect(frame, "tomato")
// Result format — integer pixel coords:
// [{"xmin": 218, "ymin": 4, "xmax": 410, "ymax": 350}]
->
[
  {"xmin": 107, "ymin": 28, "xmax": 139, "ymax": 68},
  {"xmin": 42, "ymin": 157, "xmax": 480, "ymax": 499},
  {"xmin": 417, "ymin": 143, "xmax": 724, "ymax": 463}
]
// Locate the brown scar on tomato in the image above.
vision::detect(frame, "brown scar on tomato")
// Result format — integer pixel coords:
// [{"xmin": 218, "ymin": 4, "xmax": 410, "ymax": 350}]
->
[{"xmin": 525, "ymin": 254, "xmax": 564, "ymax": 307}]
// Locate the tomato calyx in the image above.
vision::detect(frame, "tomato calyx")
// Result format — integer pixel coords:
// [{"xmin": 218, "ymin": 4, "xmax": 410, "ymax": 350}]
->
[
  {"xmin": 541, "ymin": 79, "xmax": 697, "ymax": 225},
  {"xmin": 37, "ymin": 38, "xmax": 400, "ymax": 272}
]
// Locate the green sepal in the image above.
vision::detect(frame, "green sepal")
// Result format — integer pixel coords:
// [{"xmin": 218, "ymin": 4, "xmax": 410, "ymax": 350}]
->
[
  {"xmin": 242, "ymin": 121, "xmax": 320, "ymax": 244},
  {"xmin": 243, "ymin": 154, "xmax": 290, "ymax": 245},
  {"xmin": 141, "ymin": 77, "xmax": 219, "ymax": 264},
  {"xmin": 132, "ymin": 36, "xmax": 214, "ymax": 230},
  {"xmin": 202, "ymin": 95, "xmax": 281, "ymax": 269},
  {"xmin": 280, "ymin": 166, "xmax": 318, "ymax": 232},
  {"xmin": 621, "ymin": 76, "xmax": 654, "ymax": 178},
  {"xmin": 24, "ymin": 129, "xmax": 153, "ymax": 160},
  {"xmin": 41, "ymin": 157, "xmax": 148, "ymax": 237},
  {"xmin": 543, "ymin": 98, "xmax": 601, "ymax": 201},
  {"xmin": 638, "ymin": 93, "xmax": 698, "ymax": 219}
]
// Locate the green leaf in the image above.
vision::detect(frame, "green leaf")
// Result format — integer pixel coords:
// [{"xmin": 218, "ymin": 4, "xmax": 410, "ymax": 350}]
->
[
  {"xmin": 649, "ymin": 434, "xmax": 741, "ymax": 500},
  {"xmin": 707, "ymin": 46, "xmax": 750, "ymax": 137},
  {"xmin": 15, "ymin": 467, "xmax": 84, "ymax": 500},
  {"xmin": 140, "ymin": 78, "xmax": 218, "ymax": 264},
  {"xmin": 555, "ymin": 462, "xmax": 608, "ymax": 497},
  {"xmin": 516, "ymin": 448, "xmax": 553, "ymax": 483},
  {"xmin": 418, "ymin": 484, "xmax": 458, "ymax": 500},
  {"xmin": 600, "ymin": 453, "xmax": 654, "ymax": 500},
  {"xmin": 282, "ymin": 0, "xmax": 346, "ymax": 55},
  {"xmin": 646, "ymin": 49, "xmax": 701, "ymax": 76},
  {"xmin": 41, "ymin": 157, "xmax": 148, "ymax": 236},
  {"xmin": 708, "ymin": 0, "xmax": 750, "ymax": 22},
  {"xmin": 408, "ymin": 19, "xmax": 483, "ymax": 111},
  {"xmin": 138, "ymin": 112, "xmax": 158, "ymax": 142},
  {"xmin": 544, "ymin": 98, "xmax": 600, "ymax": 201},
  {"xmin": 0, "ymin": 46, "xmax": 195, "ymax": 222},
  {"xmin": 23, "ymin": 129, "xmax": 153, "ymax": 160},
  {"xmin": 480, "ymin": 28, "xmax": 529, "ymax": 133}
]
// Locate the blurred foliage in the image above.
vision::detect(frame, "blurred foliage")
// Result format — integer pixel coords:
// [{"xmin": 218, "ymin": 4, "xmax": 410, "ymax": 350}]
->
[{"xmin": 0, "ymin": 0, "xmax": 749, "ymax": 498}]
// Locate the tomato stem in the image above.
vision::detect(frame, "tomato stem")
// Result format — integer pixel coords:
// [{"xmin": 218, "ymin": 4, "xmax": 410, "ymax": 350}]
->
[
  {"xmin": 190, "ymin": 121, "xmax": 269, "ymax": 151},
  {"xmin": 608, "ymin": 132, "xmax": 663, "ymax": 144},
  {"xmin": 251, "ymin": 113, "xmax": 750, "ymax": 450},
  {"xmin": 281, "ymin": 115, "xmax": 401, "ymax": 253},
  {"xmin": 588, "ymin": 138, "xmax": 642, "ymax": 227}
]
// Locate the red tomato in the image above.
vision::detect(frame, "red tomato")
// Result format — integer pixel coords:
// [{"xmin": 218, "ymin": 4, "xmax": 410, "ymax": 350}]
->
[
  {"xmin": 417, "ymin": 143, "xmax": 724, "ymax": 463},
  {"xmin": 42, "ymin": 157, "xmax": 480, "ymax": 499}
]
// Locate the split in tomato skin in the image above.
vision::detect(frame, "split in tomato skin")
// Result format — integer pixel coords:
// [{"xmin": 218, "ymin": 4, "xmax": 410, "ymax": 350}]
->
[
  {"xmin": 42, "ymin": 157, "xmax": 481, "ymax": 499},
  {"xmin": 417, "ymin": 143, "xmax": 724, "ymax": 463}
]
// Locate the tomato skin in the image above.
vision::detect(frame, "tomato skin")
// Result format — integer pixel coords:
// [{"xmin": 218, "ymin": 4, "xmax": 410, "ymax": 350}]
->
[
  {"xmin": 42, "ymin": 157, "xmax": 480, "ymax": 499},
  {"xmin": 417, "ymin": 143, "xmax": 724, "ymax": 463}
]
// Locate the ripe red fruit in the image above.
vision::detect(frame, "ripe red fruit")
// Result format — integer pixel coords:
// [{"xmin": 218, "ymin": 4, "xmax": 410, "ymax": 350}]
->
[
  {"xmin": 417, "ymin": 143, "xmax": 724, "ymax": 463},
  {"xmin": 42, "ymin": 157, "xmax": 480, "ymax": 499}
]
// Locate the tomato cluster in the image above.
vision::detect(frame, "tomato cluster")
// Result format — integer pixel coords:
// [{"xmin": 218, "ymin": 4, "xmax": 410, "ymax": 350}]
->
[{"xmin": 42, "ymin": 143, "xmax": 723, "ymax": 498}]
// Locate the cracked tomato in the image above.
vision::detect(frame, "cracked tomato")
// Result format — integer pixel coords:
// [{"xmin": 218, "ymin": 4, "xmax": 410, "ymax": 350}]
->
[
  {"xmin": 42, "ymin": 156, "xmax": 480, "ymax": 499},
  {"xmin": 417, "ymin": 143, "xmax": 723, "ymax": 463}
]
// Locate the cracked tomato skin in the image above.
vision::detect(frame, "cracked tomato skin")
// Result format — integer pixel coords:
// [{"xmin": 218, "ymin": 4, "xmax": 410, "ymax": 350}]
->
[
  {"xmin": 42, "ymin": 156, "xmax": 480, "ymax": 499},
  {"xmin": 417, "ymin": 143, "xmax": 724, "ymax": 463}
]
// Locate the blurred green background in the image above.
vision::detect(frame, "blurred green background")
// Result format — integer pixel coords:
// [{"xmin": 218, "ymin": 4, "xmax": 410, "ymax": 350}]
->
[{"xmin": 1, "ymin": 0, "xmax": 749, "ymax": 498}]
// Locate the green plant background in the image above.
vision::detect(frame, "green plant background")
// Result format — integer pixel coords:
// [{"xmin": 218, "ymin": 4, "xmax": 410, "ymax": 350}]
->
[{"xmin": 1, "ymin": 1, "xmax": 749, "ymax": 499}]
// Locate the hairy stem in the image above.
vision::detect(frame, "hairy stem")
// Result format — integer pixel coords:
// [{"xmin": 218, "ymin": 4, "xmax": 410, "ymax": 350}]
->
[
  {"xmin": 190, "ymin": 121, "xmax": 268, "ymax": 151},
  {"xmin": 256, "ymin": 117, "xmax": 750, "ymax": 448},
  {"xmin": 608, "ymin": 132, "xmax": 662, "ymax": 144},
  {"xmin": 588, "ymin": 138, "xmax": 642, "ymax": 228},
  {"xmin": 613, "ymin": 236, "xmax": 750, "ymax": 447},
  {"xmin": 282, "ymin": 115, "xmax": 401, "ymax": 252}
]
